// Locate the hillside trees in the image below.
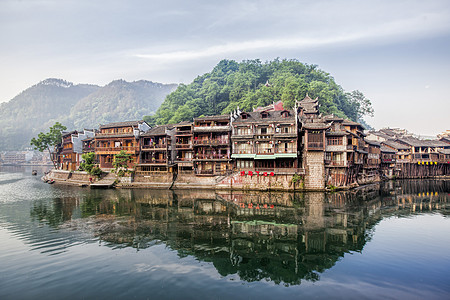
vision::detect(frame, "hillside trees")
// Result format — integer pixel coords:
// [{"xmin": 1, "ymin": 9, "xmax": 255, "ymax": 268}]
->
[{"xmin": 148, "ymin": 58, "xmax": 373, "ymax": 126}]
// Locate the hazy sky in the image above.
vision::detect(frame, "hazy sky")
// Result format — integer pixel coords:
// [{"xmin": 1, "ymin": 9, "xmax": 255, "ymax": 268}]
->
[{"xmin": 1, "ymin": 0, "xmax": 449, "ymax": 136}]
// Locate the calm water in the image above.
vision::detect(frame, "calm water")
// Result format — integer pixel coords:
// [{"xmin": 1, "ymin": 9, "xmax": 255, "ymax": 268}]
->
[{"xmin": 1, "ymin": 166, "xmax": 449, "ymax": 300}]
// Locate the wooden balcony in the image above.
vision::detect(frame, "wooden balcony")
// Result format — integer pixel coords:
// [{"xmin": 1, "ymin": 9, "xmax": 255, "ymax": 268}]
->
[
  {"xmin": 175, "ymin": 143, "xmax": 193, "ymax": 149},
  {"xmin": 252, "ymin": 167, "xmax": 305, "ymax": 175},
  {"xmin": 325, "ymin": 160, "xmax": 347, "ymax": 167},
  {"xmin": 175, "ymin": 130, "xmax": 193, "ymax": 135},
  {"xmin": 175, "ymin": 157, "xmax": 193, "ymax": 162},
  {"xmin": 142, "ymin": 144, "xmax": 167, "ymax": 150},
  {"xmin": 194, "ymin": 154, "xmax": 230, "ymax": 160},
  {"xmin": 95, "ymin": 146, "xmax": 138, "ymax": 154},
  {"xmin": 194, "ymin": 140, "xmax": 229, "ymax": 146},
  {"xmin": 307, "ymin": 142, "xmax": 324, "ymax": 151},
  {"xmin": 140, "ymin": 159, "xmax": 167, "ymax": 164}
]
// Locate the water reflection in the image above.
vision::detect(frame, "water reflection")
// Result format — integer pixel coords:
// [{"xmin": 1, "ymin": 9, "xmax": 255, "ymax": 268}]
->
[{"xmin": 25, "ymin": 180, "xmax": 449, "ymax": 285}]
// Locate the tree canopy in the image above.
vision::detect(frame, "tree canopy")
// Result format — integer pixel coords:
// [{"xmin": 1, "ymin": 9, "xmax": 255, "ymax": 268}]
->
[
  {"xmin": 30, "ymin": 122, "xmax": 67, "ymax": 168},
  {"xmin": 146, "ymin": 59, "xmax": 373, "ymax": 126}
]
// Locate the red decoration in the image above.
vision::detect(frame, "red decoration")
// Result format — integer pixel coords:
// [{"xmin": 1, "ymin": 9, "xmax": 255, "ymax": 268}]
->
[
  {"xmin": 248, "ymin": 203, "xmax": 253, "ymax": 208},
  {"xmin": 263, "ymin": 172, "xmax": 268, "ymax": 176},
  {"xmin": 240, "ymin": 203, "xmax": 245, "ymax": 208},
  {"xmin": 240, "ymin": 171, "xmax": 245, "ymax": 176},
  {"xmin": 270, "ymin": 204, "xmax": 274, "ymax": 209},
  {"xmin": 270, "ymin": 172, "xmax": 275, "ymax": 176},
  {"xmin": 255, "ymin": 171, "xmax": 260, "ymax": 176},
  {"xmin": 248, "ymin": 171, "xmax": 253, "ymax": 176}
]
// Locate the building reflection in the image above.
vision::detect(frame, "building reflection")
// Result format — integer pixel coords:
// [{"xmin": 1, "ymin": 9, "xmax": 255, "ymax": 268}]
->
[{"xmin": 29, "ymin": 179, "xmax": 450, "ymax": 285}]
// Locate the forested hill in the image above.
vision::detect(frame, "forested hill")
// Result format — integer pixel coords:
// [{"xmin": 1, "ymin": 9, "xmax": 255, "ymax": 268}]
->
[
  {"xmin": 148, "ymin": 59, "xmax": 373, "ymax": 126},
  {"xmin": 0, "ymin": 79, "xmax": 177, "ymax": 150}
]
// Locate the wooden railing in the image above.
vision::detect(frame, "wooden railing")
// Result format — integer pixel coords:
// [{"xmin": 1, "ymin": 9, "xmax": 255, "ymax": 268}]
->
[
  {"xmin": 194, "ymin": 154, "xmax": 230, "ymax": 160},
  {"xmin": 142, "ymin": 144, "xmax": 167, "ymax": 149},
  {"xmin": 307, "ymin": 142, "xmax": 324, "ymax": 150},
  {"xmin": 175, "ymin": 143, "xmax": 193, "ymax": 149},
  {"xmin": 175, "ymin": 130, "xmax": 192, "ymax": 135},
  {"xmin": 95, "ymin": 146, "xmax": 138, "ymax": 152},
  {"xmin": 141, "ymin": 159, "xmax": 167, "ymax": 164},
  {"xmin": 194, "ymin": 140, "xmax": 229, "ymax": 145},
  {"xmin": 325, "ymin": 160, "xmax": 346, "ymax": 166},
  {"xmin": 175, "ymin": 157, "xmax": 193, "ymax": 161}
]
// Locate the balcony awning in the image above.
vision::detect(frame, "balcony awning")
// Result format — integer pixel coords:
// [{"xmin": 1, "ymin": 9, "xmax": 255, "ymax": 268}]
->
[
  {"xmin": 255, "ymin": 154, "xmax": 275, "ymax": 160},
  {"xmin": 274, "ymin": 153, "xmax": 297, "ymax": 158},
  {"xmin": 231, "ymin": 154, "xmax": 256, "ymax": 159}
]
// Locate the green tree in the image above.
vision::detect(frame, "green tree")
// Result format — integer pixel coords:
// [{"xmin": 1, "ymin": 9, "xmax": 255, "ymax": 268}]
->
[
  {"xmin": 346, "ymin": 90, "xmax": 374, "ymax": 120},
  {"xmin": 113, "ymin": 150, "xmax": 132, "ymax": 175},
  {"xmin": 79, "ymin": 152, "xmax": 95, "ymax": 173},
  {"xmin": 150, "ymin": 58, "xmax": 373, "ymax": 126},
  {"xmin": 30, "ymin": 122, "xmax": 67, "ymax": 168}
]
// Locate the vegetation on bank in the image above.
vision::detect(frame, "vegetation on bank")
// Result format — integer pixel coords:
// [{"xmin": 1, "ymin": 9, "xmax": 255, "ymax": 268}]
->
[{"xmin": 145, "ymin": 58, "xmax": 373, "ymax": 126}]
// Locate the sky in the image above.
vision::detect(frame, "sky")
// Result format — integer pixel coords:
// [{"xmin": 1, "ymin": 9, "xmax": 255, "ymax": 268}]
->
[{"xmin": 1, "ymin": 0, "xmax": 449, "ymax": 136}]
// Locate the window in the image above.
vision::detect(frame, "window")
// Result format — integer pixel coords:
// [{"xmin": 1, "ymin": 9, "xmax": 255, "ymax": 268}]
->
[
  {"xmin": 261, "ymin": 127, "xmax": 267, "ymax": 134},
  {"xmin": 327, "ymin": 137, "xmax": 343, "ymax": 145},
  {"xmin": 261, "ymin": 112, "xmax": 268, "ymax": 118}
]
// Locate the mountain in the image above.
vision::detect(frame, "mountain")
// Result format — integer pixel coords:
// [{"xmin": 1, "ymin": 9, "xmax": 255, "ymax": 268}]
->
[
  {"xmin": 150, "ymin": 59, "xmax": 373, "ymax": 126},
  {"xmin": 0, "ymin": 78, "xmax": 177, "ymax": 150},
  {"xmin": 63, "ymin": 80, "xmax": 177, "ymax": 129}
]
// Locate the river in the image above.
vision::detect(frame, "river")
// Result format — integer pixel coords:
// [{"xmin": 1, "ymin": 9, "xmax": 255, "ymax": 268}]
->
[{"xmin": 0, "ymin": 166, "xmax": 449, "ymax": 299}]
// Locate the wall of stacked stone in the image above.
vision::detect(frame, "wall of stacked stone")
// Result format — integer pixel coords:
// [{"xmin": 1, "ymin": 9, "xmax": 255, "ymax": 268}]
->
[
  {"xmin": 50, "ymin": 170, "xmax": 71, "ymax": 180},
  {"xmin": 304, "ymin": 152, "xmax": 325, "ymax": 190},
  {"xmin": 69, "ymin": 172, "xmax": 91, "ymax": 182},
  {"xmin": 133, "ymin": 173, "xmax": 173, "ymax": 183},
  {"xmin": 217, "ymin": 172, "xmax": 298, "ymax": 191}
]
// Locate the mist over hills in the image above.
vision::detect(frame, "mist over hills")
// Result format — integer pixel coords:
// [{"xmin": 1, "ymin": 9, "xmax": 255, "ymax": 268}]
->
[{"xmin": 0, "ymin": 78, "xmax": 177, "ymax": 150}]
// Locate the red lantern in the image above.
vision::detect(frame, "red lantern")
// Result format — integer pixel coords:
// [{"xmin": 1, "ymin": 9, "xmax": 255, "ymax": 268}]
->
[{"xmin": 270, "ymin": 172, "xmax": 275, "ymax": 176}]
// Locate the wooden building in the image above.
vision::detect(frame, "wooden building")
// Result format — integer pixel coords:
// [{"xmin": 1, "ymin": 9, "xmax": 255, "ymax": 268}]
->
[
  {"xmin": 59, "ymin": 131, "xmax": 78, "ymax": 171},
  {"xmin": 193, "ymin": 115, "xmax": 232, "ymax": 176},
  {"xmin": 395, "ymin": 137, "xmax": 450, "ymax": 163},
  {"xmin": 94, "ymin": 121, "xmax": 151, "ymax": 169},
  {"xmin": 380, "ymin": 146, "xmax": 396, "ymax": 177},
  {"xmin": 138, "ymin": 125, "xmax": 175, "ymax": 173},
  {"xmin": 231, "ymin": 109, "xmax": 300, "ymax": 173},
  {"xmin": 174, "ymin": 121, "xmax": 194, "ymax": 174}
]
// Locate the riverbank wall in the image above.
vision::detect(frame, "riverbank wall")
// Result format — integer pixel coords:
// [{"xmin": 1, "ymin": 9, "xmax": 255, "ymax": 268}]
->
[{"xmin": 44, "ymin": 169, "xmax": 450, "ymax": 191}]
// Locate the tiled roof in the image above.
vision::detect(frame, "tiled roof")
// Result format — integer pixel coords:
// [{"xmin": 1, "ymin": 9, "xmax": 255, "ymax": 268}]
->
[
  {"xmin": 99, "ymin": 120, "xmax": 145, "ymax": 129},
  {"xmin": 233, "ymin": 110, "xmax": 296, "ymax": 123},
  {"xmin": 175, "ymin": 121, "xmax": 192, "ymax": 127},
  {"xmin": 326, "ymin": 130, "xmax": 347, "ymax": 136},
  {"xmin": 141, "ymin": 125, "xmax": 171, "ymax": 137},
  {"xmin": 194, "ymin": 115, "xmax": 230, "ymax": 121},
  {"xmin": 380, "ymin": 146, "xmax": 396, "ymax": 153},
  {"xmin": 438, "ymin": 149, "xmax": 450, "ymax": 155},
  {"xmin": 396, "ymin": 137, "xmax": 449, "ymax": 148},
  {"xmin": 365, "ymin": 139, "xmax": 381, "ymax": 146},
  {"xmin": 382, "ymin": 140, "xmax": 410, "ymax": 150}
]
